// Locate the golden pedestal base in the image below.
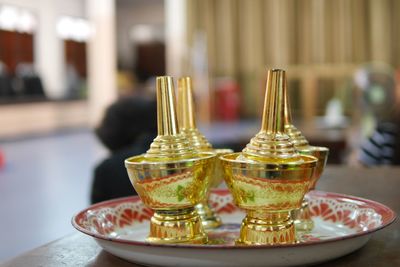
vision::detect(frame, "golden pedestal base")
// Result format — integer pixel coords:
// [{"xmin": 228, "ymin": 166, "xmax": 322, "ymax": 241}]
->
[
  {"xmin": 236, "ymin": 211, "xmax": 296, "ymax": 245},
  {"xmin": 292, "ymin": 198, "xmax": 314, "ymax": 232},
  {"xmin": 148, "ymin": 208, "xmax": 207, "ymax": 244},
  {"xmin": 195, "ymin": 201, "xmax": 222, "ymax": 229}
]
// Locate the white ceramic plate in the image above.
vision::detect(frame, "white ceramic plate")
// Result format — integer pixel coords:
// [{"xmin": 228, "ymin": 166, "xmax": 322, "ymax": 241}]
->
[{"xmin": 72, "ymin": 190, "xmax": 396, "ymax": 267}]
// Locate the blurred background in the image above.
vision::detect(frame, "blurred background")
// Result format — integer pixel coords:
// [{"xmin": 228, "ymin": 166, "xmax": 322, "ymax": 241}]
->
[{"xmin": 0, "ymin": 0, "xmax": 399, "ymax": 263}]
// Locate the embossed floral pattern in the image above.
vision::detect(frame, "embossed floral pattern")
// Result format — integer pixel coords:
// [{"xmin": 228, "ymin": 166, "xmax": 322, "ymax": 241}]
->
[
  {"xmin": 74, "ymin": 190, "xmax": 393, "ymax": 245},
  {"xmin": 309, "ymin": 196, "xmax": 382, "ymax": 230}
]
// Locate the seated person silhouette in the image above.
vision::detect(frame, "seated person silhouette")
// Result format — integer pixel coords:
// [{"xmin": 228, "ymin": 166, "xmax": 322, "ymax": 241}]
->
[
  {"xmin": 358, "ymin": 116, "xmax": 400, "ymax": 166},
  {"xmin": 91, "ymin": 96, "xmax": 157, "ymax": 203},
  {"xmin": 356, "ymin": 65, "xmax": 400, "ymax": 166}
]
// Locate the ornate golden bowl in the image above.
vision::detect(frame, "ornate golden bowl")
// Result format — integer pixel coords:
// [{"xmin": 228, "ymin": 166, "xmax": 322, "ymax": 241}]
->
[
  {"xmin": 220, "ymin": 153, "xmax": 316, "ymax": 245},
  {"xmin": 125, "ymin": 152, "xmax": 214, "ymax": 243},
  {"xmin": 194, "ymin": 148, "xmax": 233, "ymax": 229},
  {"xmin": 211, "ymin": 148, "xmax": 234, "ymax": 188},
  {"xmin": 125, "ymin": 153, "xmax": 214, "ymax": 210},
  {"xmin": 290, "ymin": 146, "xmax": 328, "ymax": 231},
  {"xmin": 282, "ymin": 72, "xmax": 329, "ymax": 231},
  {"xmin": 218, "ymin": 69, "xmax": 318, "ymax": 245},
  {"xmin": 177, "ymin": 76, "xmax": 233, "ymax": 229},
  {"xmin": 125, "ymin": 76, "xmax": 216, "ymax": 244},
  {"xmin": 298, "ymin": 146, "xmax": 329, "ymax": 190}
]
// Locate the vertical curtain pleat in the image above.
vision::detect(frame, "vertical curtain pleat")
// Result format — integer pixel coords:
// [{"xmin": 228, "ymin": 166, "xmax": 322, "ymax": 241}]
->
[{"xmin": 185, "ymin": 0, "xmax": 399, "ymax": 118}]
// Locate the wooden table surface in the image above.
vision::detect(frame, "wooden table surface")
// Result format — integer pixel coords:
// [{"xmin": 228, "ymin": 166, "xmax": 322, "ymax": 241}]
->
[{"xmin": 2, "ymin": 166, "xmax": 399, "ymax": 267}]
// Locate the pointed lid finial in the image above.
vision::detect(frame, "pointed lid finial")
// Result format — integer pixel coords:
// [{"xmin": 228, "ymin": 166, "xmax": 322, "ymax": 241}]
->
[
  {"xmin": 177, "ymin": 76, "xmax": 212, "ymax": 151},
  {"xmin": 282, "ymin": 73, "xmax": 309, "ymax": 148},
  {"xmin": 145, "ymin": 76, "xmax": 195, "ymax": 160},
  {"xmin": 242, "ymin": 69, "xmax": 299, "ymax": 161}
]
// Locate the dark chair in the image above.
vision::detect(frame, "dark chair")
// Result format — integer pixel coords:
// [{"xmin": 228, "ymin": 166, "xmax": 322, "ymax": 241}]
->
[{"xmin": 0, "ymin": 75, "xmax": 15, "ymax": 98}]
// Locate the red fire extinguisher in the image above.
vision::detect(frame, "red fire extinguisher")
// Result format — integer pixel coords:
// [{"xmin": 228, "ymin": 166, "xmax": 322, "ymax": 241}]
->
[
  {"xmin": 0, "ymin": 148, "xmax": 5, "ymax": 169},
  {"xmin": 214, "ymin": 78, "xmax": 240, "ymax": 121}
]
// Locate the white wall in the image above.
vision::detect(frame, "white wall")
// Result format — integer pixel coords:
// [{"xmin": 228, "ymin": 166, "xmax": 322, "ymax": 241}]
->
[
  {"xmin": 86, "ymin": 0, "xmax": 117, "ymax": 126},
  {"xmin": 0, "ymin": 0, "xmax": 38, "ymax": 10},
  {"xmin": 0, "ymin": 0, "xmax": 85, "ymax": 14},
  {"xmin": 56, "ymin": 0, "xmax": 85, "ymax": 17},
  {"xmin": 116, "ymin": 0, "xmax": 164, "ymax": 69}
]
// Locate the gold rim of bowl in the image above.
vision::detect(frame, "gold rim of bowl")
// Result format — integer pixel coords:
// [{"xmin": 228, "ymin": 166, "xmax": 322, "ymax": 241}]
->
[
  {"xmin": 219, "ymin": 153, "xmax": 317, "ymax": 170},
  {"xmin": 297, "ymin": 145, "xmax": 329, "ymax": 154},
  {"xmin": 125, "ymin": 151, "xmax": 216, "ymax": 170},
  {"xmin": 214, "ymin": 148, "xmax": 234, "ymax": 155}
]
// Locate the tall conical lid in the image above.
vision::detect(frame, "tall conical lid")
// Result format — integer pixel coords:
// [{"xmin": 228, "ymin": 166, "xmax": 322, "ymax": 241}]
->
[
  {"xmin": 177, "ymin": 77, "xmax": 213, "ymax": 151},
  {"xmin": 283, "ymin": 76, "xmax": 309, "ymax": 148},
  {"xmin": 145, "ymin": 76, "xmax": 195, "ymax": 161},
  {"xmin": 242, "ymin": 69, "xmax": 301, "ymax": 162}
]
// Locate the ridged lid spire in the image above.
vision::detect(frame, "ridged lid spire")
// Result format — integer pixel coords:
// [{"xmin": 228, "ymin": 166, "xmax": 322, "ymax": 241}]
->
[
  {"xmin": 242, "ymin": 69, "xmax": 299, "ymax": 161},
  {"xmin": 283, "ymin": 75, "xmax": 309, "ymax": 148},
  {"xmin": 145, "ymin": 76, "xmax": 195, "ymax": 160},
  {"xmin": 177, "ymin": 77, "xmax": 212, "ymax": 151}
]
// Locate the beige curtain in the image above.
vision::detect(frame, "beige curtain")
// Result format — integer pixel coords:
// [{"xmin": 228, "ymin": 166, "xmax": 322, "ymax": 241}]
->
[{"xmin": 185, "ymin": 0, "xmax": 400, "ymax": 119}]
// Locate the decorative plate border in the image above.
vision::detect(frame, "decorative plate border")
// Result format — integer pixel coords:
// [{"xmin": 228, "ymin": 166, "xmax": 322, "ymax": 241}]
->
[{"xmin": 72, "ymin": 189, "xmax": 396, "ymax": 249}]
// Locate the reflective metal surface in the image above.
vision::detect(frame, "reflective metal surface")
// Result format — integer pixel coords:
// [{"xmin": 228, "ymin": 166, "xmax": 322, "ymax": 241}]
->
[
  {"xmin": 281, "ymin": 71, "xmax": 329, "ymax": 231},
  {"xmin": 177, "ymin": 76, "xmax": 232, "ymax": 229},
  {"xmin": 125, "ymin": 76, "xmax": 215, "ymax": 244},
  {"xmin": 221, "ymin": 69, "xmax": 317, "ymax": 245}
]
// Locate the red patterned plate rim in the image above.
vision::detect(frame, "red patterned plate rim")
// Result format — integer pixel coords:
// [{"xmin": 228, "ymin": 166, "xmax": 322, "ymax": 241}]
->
[{"xmin": 72, "ymin": 189, "xmax": 397, "ymax": 249}]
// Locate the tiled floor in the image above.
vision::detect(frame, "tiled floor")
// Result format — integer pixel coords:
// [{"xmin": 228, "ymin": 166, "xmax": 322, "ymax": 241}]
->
[{"xmin": 0, "ymin": 130, "xmax": 107, "ymax": 262}]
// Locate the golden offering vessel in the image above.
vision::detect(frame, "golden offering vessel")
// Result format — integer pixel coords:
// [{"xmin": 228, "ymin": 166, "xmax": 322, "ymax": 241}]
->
[
  {"xmin": 282, "ymin": 73, "xmax": 329, "ymax": 232},
  {"xmin": 220, "ymin": 69, "xmax": 317, "ymax": 245},
  {"xmin": 177, "ymin": 77, "xmax": 233, "ymax": 229},
  {"xmin": 125, "ymin": 76, "xmax": 215, "ymax": 244}
]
